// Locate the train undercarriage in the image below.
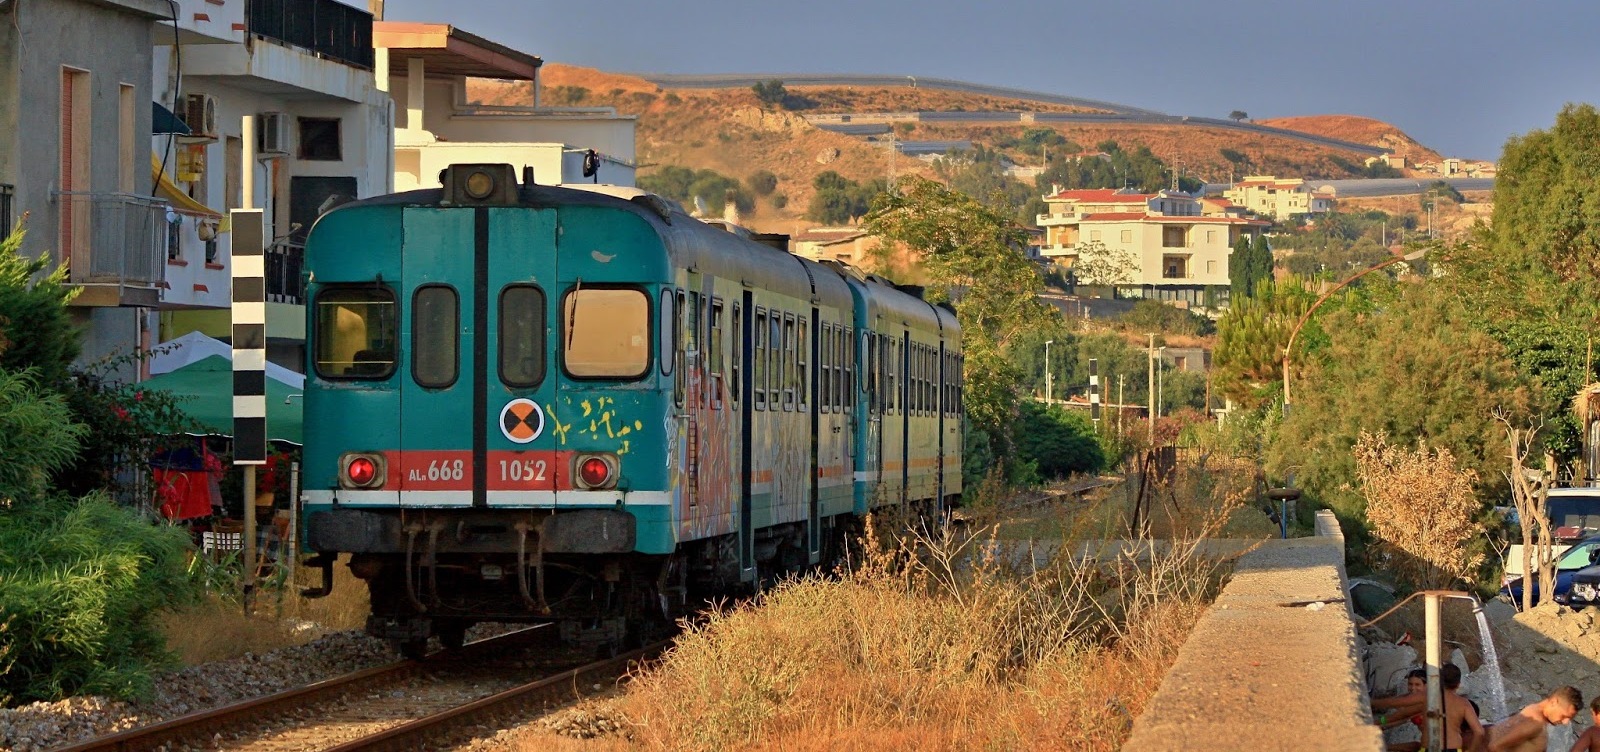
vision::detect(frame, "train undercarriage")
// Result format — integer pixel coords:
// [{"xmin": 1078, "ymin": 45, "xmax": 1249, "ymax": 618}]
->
[{"xmin": 303, "ymin": 507, "xmax": 862, "ymax": 658}]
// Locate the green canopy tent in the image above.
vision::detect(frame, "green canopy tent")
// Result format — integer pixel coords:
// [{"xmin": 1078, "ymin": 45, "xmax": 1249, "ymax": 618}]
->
[{"xmin": 141, "ymin": 355, "xmax": 304, "ymax": 445}]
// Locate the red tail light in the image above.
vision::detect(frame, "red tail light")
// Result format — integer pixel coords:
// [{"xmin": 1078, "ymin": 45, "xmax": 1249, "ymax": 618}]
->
[
  {"xmin": 349, "ymin": 457, "xmax": 376, "ymax": 485},
  {"xmin": 574, "ymin": 454, "xmax": 617, "ymax": 490},
  {"xmin": 340, "ymin": 453, "xmax": 385, "ymax": 489}
]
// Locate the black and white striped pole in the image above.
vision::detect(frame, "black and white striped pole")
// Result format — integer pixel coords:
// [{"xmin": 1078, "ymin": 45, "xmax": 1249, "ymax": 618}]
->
[
  {"xmin": 1089, "ymin": 358, "xmax": 1100, "ymax": 427},
  {"xmin": 232, "ymin": 114, "xmax": 267, "ymax": 606}
]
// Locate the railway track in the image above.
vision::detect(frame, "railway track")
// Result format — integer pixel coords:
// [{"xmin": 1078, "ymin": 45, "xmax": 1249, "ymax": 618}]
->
[{"xmin": 52, "ymin": 628, "xmax": 665, "ymax": 752}]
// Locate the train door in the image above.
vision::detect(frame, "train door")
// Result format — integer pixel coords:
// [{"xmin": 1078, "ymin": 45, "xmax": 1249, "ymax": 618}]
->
[
  {"xmin": 396, "ymin": 208, "xmax": 477, "ymax": 507},
  {"xmin": 484, "ymin": 208, "xmax": 562, "ymax": 506},
  {"xmin": 739, "ymin": 290, "xmax": 756, "ymax": 576},
  {"xmin": 864, "ymin": 329, "xmax": 882, "ymax": 503}
]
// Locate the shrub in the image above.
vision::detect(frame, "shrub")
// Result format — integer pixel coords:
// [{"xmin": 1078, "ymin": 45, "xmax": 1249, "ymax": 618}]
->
[
  {"xmin": 747, "ymin": 169, "xmax": 778, "ymax": 197},
  {"xmin": 1354, "ymin": 432, "xmax": 1483, "ymax": 589},
  {"xmin": 1014, "ymin": 402, "xmax": 1105, "ymax": 479},
  {"xmin": 0, "ymin": 225, "xmax": 79, "ymax": 388},
  {"xmin": 0, "ymin": 369, "xmax": 85, "ymax": 503},
  {"xmin": 0, "ymin": 494, "xmax": 200, "ymax": 704}
]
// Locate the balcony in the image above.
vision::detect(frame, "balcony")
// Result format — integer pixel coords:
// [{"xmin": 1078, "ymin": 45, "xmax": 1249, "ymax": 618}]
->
[
  {"xmin": 266, "ymin": 240, "xmax": 304, "ymax": 305},
  {"xmin": 1, "ymin": 184, "xmax": 13, "ymax": 231},
  {"xmin": 1036, "ymin": 212, "xmax": 1079, "ymax": 225},
  {"xmin": 54, "ymin": 192, "xmax": 167, "ymax": 307},
  {"xmin": 248, "ymin": 0, "xmax": 374, "ymax": 70}
]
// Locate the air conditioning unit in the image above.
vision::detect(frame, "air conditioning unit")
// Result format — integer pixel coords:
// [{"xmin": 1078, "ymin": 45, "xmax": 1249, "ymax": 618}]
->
[
  {"xmin": 259, "ymin": 111, "xmax": 291, "ymax": 157},
  {"xmin": 181, "ymin": 93, "xmax": 218, "ymax": 139}
]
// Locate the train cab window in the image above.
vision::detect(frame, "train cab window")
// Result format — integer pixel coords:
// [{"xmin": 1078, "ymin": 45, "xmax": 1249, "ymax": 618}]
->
[
  {"xmin": 314, "ymin": 286, "xmax": 397, "ymax": 379},
  {"xmin": 412, "ymin": 285, "xmax": 459, "ymax": 389},
  {"xmin": 499, "ymin": 285, "xmax": 547, "ymax": 388},
  {"xmin": 562, "ymin": 287, "xmax": 651, "ymax": 379},
  {"xmin": 753, "ymin": 309, "xmax": 767, "ymax": 411},
  {"xmin": 797, "ymin": 318, "xmax": 807, "ymax": 410},
  {"xmin": 660, "ymin": 290, "xmax": 675, "ymax": 378}
]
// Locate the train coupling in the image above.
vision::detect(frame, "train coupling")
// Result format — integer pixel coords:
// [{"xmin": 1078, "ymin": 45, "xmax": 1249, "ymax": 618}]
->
[{"xmin": 300, "ymin": 553, "xmax": 337, "ymax": 598}]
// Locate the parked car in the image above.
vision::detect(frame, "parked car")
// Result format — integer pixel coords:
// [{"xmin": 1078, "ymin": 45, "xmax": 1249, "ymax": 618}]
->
[{"xmin": 1500, "ymin": 535, "xmax": 1600, "ymax": 608}]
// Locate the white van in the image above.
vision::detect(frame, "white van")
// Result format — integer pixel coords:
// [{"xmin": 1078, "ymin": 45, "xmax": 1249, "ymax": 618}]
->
[{"xmin": 1504, "ymin": 487, "xmax": 1600, "ymax": 581}]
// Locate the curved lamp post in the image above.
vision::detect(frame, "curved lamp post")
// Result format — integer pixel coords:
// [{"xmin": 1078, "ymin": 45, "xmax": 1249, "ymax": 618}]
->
[{"xmin": 1281, "ymin": 248, "xmax": 1429, "ymax": 416}]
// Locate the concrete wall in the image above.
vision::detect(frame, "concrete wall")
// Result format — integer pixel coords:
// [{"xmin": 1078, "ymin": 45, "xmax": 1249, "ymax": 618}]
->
[
  {"xmin": 1122, "ymin": 523, "xmax": 1383, "ymax": 751},
  {"xmin": 2, "ymin": 0, "xmax": 164, "ymax": 380}
]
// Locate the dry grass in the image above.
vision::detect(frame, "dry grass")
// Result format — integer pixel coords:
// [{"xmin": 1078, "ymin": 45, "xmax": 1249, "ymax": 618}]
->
[
  {"xmin": 158, "ymin": 556, "xmax": 369, "ymax": 666},
  {"xmin": 611, "ymin": 496, "xmax": 1239, "ymax": 751}
]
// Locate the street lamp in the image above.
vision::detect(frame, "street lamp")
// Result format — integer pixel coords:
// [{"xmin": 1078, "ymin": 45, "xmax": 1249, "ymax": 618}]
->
[
  {"xmin": 1044, "ymin": 339, "xmax": 1054, "ymax": 404},
  {"xmin": 1281, "ymin": 247, "xmax": 1428, "ymax": 415}
]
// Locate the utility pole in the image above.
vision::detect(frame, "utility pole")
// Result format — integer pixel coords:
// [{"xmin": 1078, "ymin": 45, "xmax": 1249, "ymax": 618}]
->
[
  {"xmin": 1044, "ymin": 339, "xmax": 1054, "ymax": 405},
  {"xmin": 1157, "ymin": 347, "xmax": 1166, "ymax": 419},
  {"xmin": 1146, "ymin": 333, "xmax": 1156, "ymax": 442},
  {"xmin": 1118, "ymin": 374, "xmax": 1125, "ymax": 435}
]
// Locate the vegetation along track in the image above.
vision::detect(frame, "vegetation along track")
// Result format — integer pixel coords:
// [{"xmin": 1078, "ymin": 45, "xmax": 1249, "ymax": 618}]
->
[{"xmin": 51, "ymin": 628, "xmax": 663, "ymax": 752}]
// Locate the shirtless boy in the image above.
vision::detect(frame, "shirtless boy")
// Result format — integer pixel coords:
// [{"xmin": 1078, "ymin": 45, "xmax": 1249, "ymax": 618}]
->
[
  {"xmin": 1372, "ymin": 665, "xmax": 1483, "ymax": 752},
  {"xmin": 1483, "ymin": 686, "xmax": 1581, "ymax": 752},
  {"xmin": 1567, "ymin": 696, "xmax": 1600, "ymax": 752}
]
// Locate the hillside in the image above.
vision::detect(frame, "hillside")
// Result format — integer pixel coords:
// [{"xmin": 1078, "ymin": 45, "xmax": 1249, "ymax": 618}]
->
[
  {"xmin": 469, "ymin": 65, "xmax": 1444, "ymax": 234},
  {"xmin": 1255, "ymin": 115, "xmax": 1441, "ymax": 164}
]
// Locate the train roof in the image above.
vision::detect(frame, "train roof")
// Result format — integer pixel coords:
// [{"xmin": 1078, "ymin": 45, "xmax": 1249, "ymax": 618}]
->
[{"xmin": 324, "ymin": 182, "xmax": 955, "ymax": 337}]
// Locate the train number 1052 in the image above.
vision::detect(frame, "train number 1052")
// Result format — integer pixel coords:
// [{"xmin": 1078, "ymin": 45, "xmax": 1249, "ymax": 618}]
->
[{"xmin": 498, "ymin": 459, "xmax": 549, "ymax": 482}]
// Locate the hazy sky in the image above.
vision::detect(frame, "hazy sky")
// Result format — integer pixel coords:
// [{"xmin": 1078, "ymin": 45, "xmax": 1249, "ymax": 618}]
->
[{"xmin": 376, "ymin": 0, "xmax": 1600, "ymax": 160}]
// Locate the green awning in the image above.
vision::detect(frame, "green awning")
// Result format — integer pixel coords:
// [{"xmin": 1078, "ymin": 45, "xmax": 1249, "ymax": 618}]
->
[
  {"xmin": 152, "ymin": 101, "xmax": 191, "ymax": 136},
  {"xmin": 142, "ymin": 355, "xmax": 303, "ymax": 445}
]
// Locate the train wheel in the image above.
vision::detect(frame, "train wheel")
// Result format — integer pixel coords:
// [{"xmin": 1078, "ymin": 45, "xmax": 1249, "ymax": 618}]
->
[
  {"xmin": 436, "ymin": 621, "xmax": 467, "ymax": 651},
  {"xmin": 399, "ymin": 637, "xmax": 429, "ymax": 660}
]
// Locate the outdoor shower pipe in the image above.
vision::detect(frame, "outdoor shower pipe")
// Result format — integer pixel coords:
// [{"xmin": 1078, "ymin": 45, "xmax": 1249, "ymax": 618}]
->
[{"xmin": 1357, "ymin": 589, "xmax": 1477, "ymax": 752}]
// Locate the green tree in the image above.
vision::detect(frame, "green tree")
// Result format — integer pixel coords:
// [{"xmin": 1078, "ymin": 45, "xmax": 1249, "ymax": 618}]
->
[
  {"xmin": 1266, "ymin": 282, "xmax": 1534, "ymax": 525},
  {"xmin": 807, "ymin": 172, "xmax": 885, "ymax": 224},
  {"xmin": 1212, "ymin": 276, "xmax": 1317, "ymax": 406},
  {"xmin": 1439, "ymin": 104, "xmax": 1600, "ymax": 463},
  {"xmin": 1229, "ymin": 110, "xmax": 1249, "ymax": 123},
  {"xmin": 1228, "ymin": 234, "xmax": 1256, "ymax": 301},
  {"xmin": 640, "ymin": 166, "xmax": 754, "ymax": 216},
  {"xmin": 865, "ymin": 176, "xmax": 1055, "ymax": 481}
]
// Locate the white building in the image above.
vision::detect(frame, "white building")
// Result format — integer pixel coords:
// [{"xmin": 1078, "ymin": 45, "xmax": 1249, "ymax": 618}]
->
[
  {"xmin": 375, "ymin": 22, "xmax": 637, "ymax": 190},
  {"xmin": 1036, "ymin": 188, "xmax": 1268, "ymax": 307},
  {"xmin": 152, "ymin": 0, "xmax": 393, "ymax": 371}
]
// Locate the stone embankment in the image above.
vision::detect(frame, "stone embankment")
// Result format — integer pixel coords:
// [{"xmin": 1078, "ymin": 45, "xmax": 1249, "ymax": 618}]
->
[{"xmin": 1123, "ymin": 511, "xmax": 1382, "ymax": 751}]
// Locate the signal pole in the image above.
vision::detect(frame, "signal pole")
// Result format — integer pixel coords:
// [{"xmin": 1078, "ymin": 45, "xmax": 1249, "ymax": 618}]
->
[{"xmin": 1146, "ymin": 333, "xmax": 1156, "ymax": 442}]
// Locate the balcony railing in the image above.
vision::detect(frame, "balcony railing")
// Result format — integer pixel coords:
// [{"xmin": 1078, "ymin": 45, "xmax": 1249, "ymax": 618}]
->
[
  {"xmin": 1, "ymin": 183, "xmax": 13, "ymax": 231},
  {"xmin": 267, "ymin": 240, "xmax": 304, "ymax": 305},
  {"xmin": 247, "ymin": 0, "xmax": 374, "ymax": 70},
  {"xmin": 54, "ymin": 191, "xmax": 166, "ymax": 289}
]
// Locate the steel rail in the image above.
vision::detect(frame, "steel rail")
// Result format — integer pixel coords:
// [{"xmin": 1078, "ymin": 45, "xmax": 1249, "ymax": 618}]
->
[
  {"xmin": 322, "ymin": 641, "xmax": 669, "ymax": 752},
  {"xmin": 49, "ymin": 626, "xmax": 552, "ymax": 752}
]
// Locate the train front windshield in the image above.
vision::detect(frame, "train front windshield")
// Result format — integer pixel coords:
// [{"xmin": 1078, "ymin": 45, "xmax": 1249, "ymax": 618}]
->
[{"xmin": 562, "ymin": 288, "xmax": 651, "ymax": 378}]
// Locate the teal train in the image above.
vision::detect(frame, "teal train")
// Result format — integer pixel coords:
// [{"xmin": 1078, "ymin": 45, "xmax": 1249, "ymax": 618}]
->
[{"xmin": 299, "ymin": 165, "xmax": 962, "ymax": 656}]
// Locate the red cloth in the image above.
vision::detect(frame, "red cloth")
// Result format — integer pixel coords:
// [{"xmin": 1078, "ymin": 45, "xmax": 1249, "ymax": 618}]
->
[{"xmin": 156, "ymin": 468, "xmax": 214, "ymax": 520}]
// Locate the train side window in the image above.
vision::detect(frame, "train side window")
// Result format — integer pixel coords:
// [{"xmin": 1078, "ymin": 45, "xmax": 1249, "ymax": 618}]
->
[
  {"xmin": 797, "ymin": 318, "xmax": 808, "ymax": 410},
  {"xmin": 731, "ymin": 302, "xmax": 742, "ymax": 405},
  {"xmin": 314, "ymin": 286, "xmax": 397, "ymax": 380},
  {"xmin": 781, "ymin": 314, "xmax": 795, "ymax": 410},
  {"xmin": 562, "ymin": 287, "xmax": 651, "ymax": 379},
  {"xmin": 498, "ymin": 285, "xmax": 547, "ymax": 388},
  {"xmin": 753, "ymin": 308, "xmax": 767, "ymax": 411},
  {"xmin": 672, "ymin": 291, "xmax": 686, "ymax": 406},
  {"xmin": 819, "ymin": 326, "xmax": 832, "ymax": 413},
  {"xmin": 710, "ymin": 299, "xmax": 724, "ymax": 410},
  {"xmin": 842, "ymin": 327, "xmax": 853, "ymax": 410},
  {"xmin": 685, "ymin": 292, "xmax": 700, "ymax": 353},
  {"xmin": 411, "ymin": 285, "xmax": 458, "ymax": 389},
  {"xmin": 770, "ymin": 313, "xmax": 783, "ymax": 408}
]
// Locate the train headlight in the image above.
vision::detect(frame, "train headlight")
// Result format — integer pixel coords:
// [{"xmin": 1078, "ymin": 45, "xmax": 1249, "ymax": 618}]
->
[
  {"xmin": 340, "ymin": 453, "xmax": 386, "ymax": 489},
  {"xmin": 464, "ymin": 170, "xmax": 495, "ymax": 200},
  {"xmin": 574, "ymin": 453, "xmax": 618, "ymax": 490}
]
